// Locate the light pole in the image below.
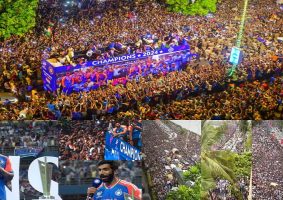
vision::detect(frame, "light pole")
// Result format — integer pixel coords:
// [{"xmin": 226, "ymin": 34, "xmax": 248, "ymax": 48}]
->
[{"xmin": 228, "ymin": 0, "xmax": 249, "ymax": 77}]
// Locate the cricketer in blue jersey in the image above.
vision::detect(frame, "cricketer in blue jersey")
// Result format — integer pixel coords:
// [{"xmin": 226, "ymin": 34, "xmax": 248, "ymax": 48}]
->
[
  {"xmin": 87, "ymin": 161, "xmax": 141, "ymax": 200},
  {"xmin": 128, "ymin": 120, "xmax": 142, "ymax": 150},
  {"xmin": 113, "ymin": 123, "xmax": 128, "ymax": 141},
  {"xmin": 0, "ymin": 154, "xmax": 14, "ymax": 200}
]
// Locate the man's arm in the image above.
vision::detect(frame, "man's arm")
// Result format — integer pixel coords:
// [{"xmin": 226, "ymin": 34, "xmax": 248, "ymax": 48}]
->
[
  {"xmin": 87, "ymin": 186, "xmax": 101, "ymax": 200},
  {"xmin": 0, "ymin": 158, "xmax": 14, "ymax": 182},
  {"xmin": 119, "ymin": 125, "xmax": 128, "ymax": 136},
  {"xmin": 133, "ymin": 124, "xmax": 142, "ymax": 131},
  {"xmin": 128, "ymin": 125, "xmax": 133, "ymax": 145},
  {"xmin": 113, "ymin": 128, "xmax": 118, "ymax": 137},
  {"xmin": 87, "ymin": 187, "xmax": 97, "ymax": 196}
]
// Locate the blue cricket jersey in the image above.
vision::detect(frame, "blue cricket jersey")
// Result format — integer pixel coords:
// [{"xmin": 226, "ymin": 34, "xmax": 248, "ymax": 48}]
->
[
  {"xmin": 0, "ymin": 155, "xmax": 13, "ymax": 200},
  {"xmin": 132, "ymin": 122, "xmax": 142, "ymax": 140},
  {"xmin": 93, "ymin": 179, "xmax": 141, "ymax": 200}
]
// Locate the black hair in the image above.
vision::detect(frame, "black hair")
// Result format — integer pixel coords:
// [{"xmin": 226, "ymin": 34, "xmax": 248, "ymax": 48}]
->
[{"xmin": 97, "ymin": 161, "xmax": 119, "ymax": 171}]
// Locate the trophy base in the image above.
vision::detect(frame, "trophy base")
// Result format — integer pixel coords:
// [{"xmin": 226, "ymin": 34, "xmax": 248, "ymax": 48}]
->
[
  {"xmin": 33, "ymin": 196, "xmax": 55, "ymax": 200},
  {"xmin": 33, "ymin": 199, "xmax": 55, "ymax": 200}
]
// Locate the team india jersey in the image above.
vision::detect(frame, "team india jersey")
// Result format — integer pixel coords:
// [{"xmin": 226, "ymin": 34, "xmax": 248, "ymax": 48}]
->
[
  {"xmin": 93, "ymin": 179, "xmax": 141, "ymax": 200},
  {"xmin": 0, "ymin": 155, "xmax": 13, "ymax": 200}
]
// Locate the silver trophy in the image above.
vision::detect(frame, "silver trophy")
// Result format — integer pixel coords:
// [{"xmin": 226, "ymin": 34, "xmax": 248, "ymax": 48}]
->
[{"xmin": 38, "ymin": 157, "xmax": 55, "ymax": 199}]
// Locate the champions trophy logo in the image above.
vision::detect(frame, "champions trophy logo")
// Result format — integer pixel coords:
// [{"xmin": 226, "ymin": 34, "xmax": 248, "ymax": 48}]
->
[
  {"xmin": 38, "ymin": 157, "xmax": 55, "ymax": 200},
  {"xmin": 48, "ymin": 66, "xmax": 54, "ymax": 75}
]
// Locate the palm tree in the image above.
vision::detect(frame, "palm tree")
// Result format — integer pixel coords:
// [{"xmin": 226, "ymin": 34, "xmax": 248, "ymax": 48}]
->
[{"xmin": 201, "ymin": 120, "xmax": 237, "ymax": 200}]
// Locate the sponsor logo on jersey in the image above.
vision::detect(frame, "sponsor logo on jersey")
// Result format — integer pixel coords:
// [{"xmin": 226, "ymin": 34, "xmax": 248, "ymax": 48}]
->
[
  {"xmin": 115, "ymin": 189, "xmax": 123, "ymax": 196},
  {"xmin": 96, "ymin": 191, "xmax": 103, "ymax": 197}
]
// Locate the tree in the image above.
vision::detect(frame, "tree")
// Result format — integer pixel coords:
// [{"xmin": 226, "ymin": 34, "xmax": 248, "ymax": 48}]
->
[
  {"xmin": 167, "ymin": 184, "xmax": 200, "ymax": 200},
  {"xmin": 183, "ymin": 163, "xmax": 201, "ymax": 182},
  {"xmin": 233, "ymin": 152, "xmax": 252, "ymax": 178},
  {"xmin": 166, "ymin": 0, "xmax": 218, "ymax": 16},
  {"xmin": 0, "ymin": 0, "xmax": 39, "ymax": 39},
  {"xmin": 167, "ymin": 164, "xmax": 201, "ymax": 200},
  {"xmin": 201, "ymin": 121, "xmax": 237, "ymax": 199}
]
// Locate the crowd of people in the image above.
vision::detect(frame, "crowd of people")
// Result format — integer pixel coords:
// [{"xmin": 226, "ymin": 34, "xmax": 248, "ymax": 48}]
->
[
  {"xmin": 143, "ymin": 120, "xmax": 200, "ymax": 199},
  {"xmin": 269, "ymin": 120, "xmax": 283, "ymax": 146},
  {"xmin": 59, "ymin": 121, "xmax": 105, "ymax": 160},
  {"xmin": 0, "ymin": 121, "xmax": 58, "ymax": 155},
  {"xmin": 212, "ymin": 121, "xmax": 249, "ymax": 152},
  {"xmin": 0, "ymin": 0, "xmax": 281, "ymax": 120},
  {"xmin": 59, "ymin": 119, "xmax": 142, "ymax": 160},
  {"xmin": 59, "ymin": 160, "xmax": 142, "ymax": 187},
  {"xmin": 211, "ymin": 178, "xmax": 249, "ymax": 200},
  {"xmin": 252, "ymin": 121, "xmax": 283, "ymax": 199}
]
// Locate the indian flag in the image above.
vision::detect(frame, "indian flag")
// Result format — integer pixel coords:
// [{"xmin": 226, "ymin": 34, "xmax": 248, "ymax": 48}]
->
[{"xmin": 44, "ymin": 21, "xmax": 54, "ymax": 37}]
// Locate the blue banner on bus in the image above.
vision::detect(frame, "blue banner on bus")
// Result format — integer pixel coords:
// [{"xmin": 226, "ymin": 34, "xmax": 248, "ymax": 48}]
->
[
  {"xmin": 42, "ymin": 45, "xmax": 194, "ymax": 93},
  {"xmin": 105, "ymin": 132, "xmax": 141, "ymax": 161}
]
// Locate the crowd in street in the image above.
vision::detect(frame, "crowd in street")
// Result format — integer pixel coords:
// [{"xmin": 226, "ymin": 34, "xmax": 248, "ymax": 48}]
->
[
  {"xmin": 0, "ymin": 0, "xmax": 282, "ymax": 120},
  {"xmin": 252, "ymin": 121, "xmax": 283, "ymax": 199},
  {"xmin": 59, "ymin": 121, "xmax": 105, "ymax": 160},
  {"xmin": 143, "ymin": 120, "xmax": 200, "ymax": 199},
  {"xmin": 213, "ymin": 121, "xmax": 248, "ymax": 152},
  {"xmin": 210, "ymin": 178, "xmax": 249, "ymax": 200}
]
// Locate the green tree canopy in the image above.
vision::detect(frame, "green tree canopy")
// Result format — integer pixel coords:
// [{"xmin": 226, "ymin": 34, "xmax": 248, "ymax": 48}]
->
[
  {"xmin": 233, "ymin": 152, "xmax": 252, "ymax": 178},
  {"xmin": 183, "ymin": 163, "xmax": 201, "ymax": 182},
  {"xmin": 167, "ymin": 164, "xmax": 201, "ymax": 200},
  {"xmin": 166, "ymin": 0, "xmax": 218, "ymax": 16},
  {"xmin": 167, "ymin": 185, "xmax": 200, "ymax": 200},
  {"xmin": 0, "ymin": 0, "xmax": 39, "ymax": 39},
  {"xmin": 201, "ymin": 121, "xmax": 237, "ymax": 199}
]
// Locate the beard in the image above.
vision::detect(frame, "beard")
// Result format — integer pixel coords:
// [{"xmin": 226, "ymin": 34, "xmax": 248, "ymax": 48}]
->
[{"xmin": 100, "ymin": 173, "xmax": 115, "ymax": 183}]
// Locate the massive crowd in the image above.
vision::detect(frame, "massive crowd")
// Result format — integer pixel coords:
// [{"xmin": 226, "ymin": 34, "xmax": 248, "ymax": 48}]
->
[
  {"xmin": 252, "ymin": 121, "xmax": 283, "ymax": 199},
  {"xmin": 210, "ymin": 178, "xmax": 249, "ymax": 200},
  {"xmin": 59, "ymin": 120, "xmax": 142, "ymax": 160},
  {"xmin": 59, "ymin": 121, "xmax": 105, "ymax": 160},
  {"xmin": 143, "ymin": 120, "xmax": 200, "ymax": 199},
  {"xmin": 0, "ymin": 0, "xmax": 282, "ymax": 120},
  {"xmin": 212, "ymin": 121, "xmax": 248, "ymax": 152}
]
